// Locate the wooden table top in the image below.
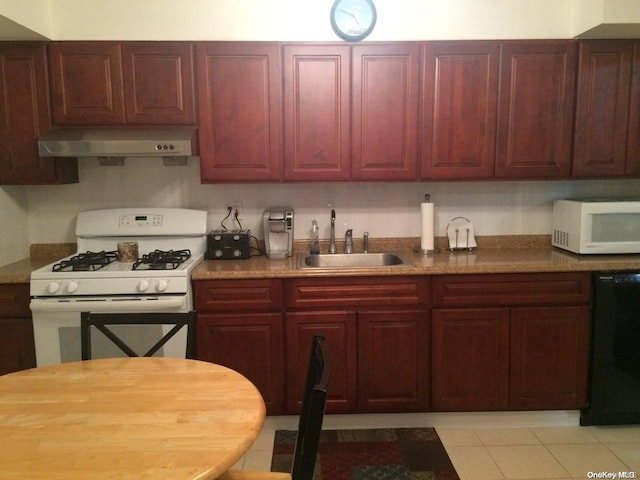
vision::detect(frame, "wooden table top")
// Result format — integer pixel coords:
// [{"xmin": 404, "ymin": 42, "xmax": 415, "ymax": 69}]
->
[{"xmin": 0, "ymin": 357, "xmax": 266, "ymax": 480}]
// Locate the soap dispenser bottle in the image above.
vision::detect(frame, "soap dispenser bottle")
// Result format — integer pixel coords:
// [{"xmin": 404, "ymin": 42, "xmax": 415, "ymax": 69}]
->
[{"xmin": 310, "ymin": 220, "xmax": 320, "ymax": 254}]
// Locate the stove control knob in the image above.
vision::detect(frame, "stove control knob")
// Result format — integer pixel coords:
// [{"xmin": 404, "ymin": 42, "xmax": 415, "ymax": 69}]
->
[
  {"xmin": 137, "ymin": 279, "xmax": 150, "ymax": 292},
  {"xmin": 67, "ymin": 281, "xmax": 79, "ymax": 293},
  {"xmin": 48, "ymin": 281, "xmax": 60, "ymax": 294},
  {"xmin": 156, "ymin": 279, "xmax": 168, "ymax": 292}
]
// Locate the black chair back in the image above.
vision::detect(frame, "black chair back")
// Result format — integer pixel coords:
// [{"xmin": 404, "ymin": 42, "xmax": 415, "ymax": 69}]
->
[
  {"xmin": 291, "ymin": 335, "xmax": 331, "ymax": 480},
  {"xmin": 80, "ymin": 311, "xmax": 197, "ymax": 360}
]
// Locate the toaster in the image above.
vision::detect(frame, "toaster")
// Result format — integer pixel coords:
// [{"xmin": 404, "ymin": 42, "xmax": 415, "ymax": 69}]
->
[{"xmin": 206, "ymin": 229, "xmax": 251, "ymax": 260}]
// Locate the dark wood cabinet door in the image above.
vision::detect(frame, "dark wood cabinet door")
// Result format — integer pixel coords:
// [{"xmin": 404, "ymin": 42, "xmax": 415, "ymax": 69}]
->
[
  {"xmin": 573, "ymin": 40, "xmax": 633, "ymax": 177},
  {"xmin": 49, "ymin": 42, "xmax": 126, "ymax": 125},
  {"xmin": 0, "ymin": 43, "xmax": 77, "ymax": 185},
  {"xmin": 421, "ymin": 41, "xmax": 499, "ymax": 179},
  {"xmin": 0, "ymin": 284, "xmax": 35, "ymax": 375},
  {"xmin": 122, "ymin": 42, "xmax": 195, "ymax": 125},
  {"xmin": 283, "ymin": 45, "xmax": 351, "ymax": 181},
  {"xmin": 197, "ymin": 313, "xmax": 285, "ymax": 414},
  {"xmin": 196, "ymin": 42, "xmax": 283, "ymax": 182},
  {"xmin": 510, "ymin": 306, "xmax": 590, "ymax": 409},
  {"xmin": 285, "ymin": 310, "xmax": 358, "ymax": 414},
  {"xmin": 358, "ymin": 309, "xmax": 429, "ymax": 412},
  {"xmin": 0, "ymin": 318, "xmax": 35, "ymax": 375},
  {"xmin": 351, "ymin": 44, "xmax": 420, "ymax": 180},
  {"xmin": 496, "ymin": 41, "xmax": 576, "ymax": 179},
  {"xmin": 626, "ymin": 41, "xmax": 640, "ymax": 176},
  {"xmin": 431, "ymin": 308, "xmax": 510, "ymax": 411}
]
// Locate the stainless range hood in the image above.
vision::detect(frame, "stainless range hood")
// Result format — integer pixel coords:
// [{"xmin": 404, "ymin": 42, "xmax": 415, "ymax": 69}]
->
[{"xmin": 38, "ymin": 128, "xmax": 196, "ymax": 163}]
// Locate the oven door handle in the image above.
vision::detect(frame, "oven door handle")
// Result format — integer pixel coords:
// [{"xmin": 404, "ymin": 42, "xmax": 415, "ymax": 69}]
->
[{"xmin": 29, "ymin": 296, "xmax": 187, "ymax": 312}]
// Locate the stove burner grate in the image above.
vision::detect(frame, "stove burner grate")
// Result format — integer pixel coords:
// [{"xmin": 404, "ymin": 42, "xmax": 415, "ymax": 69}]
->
[
  {"xmin": 132, "ymin": 249, "xmax": 191, "ymax": 271},
  {"xmin": 52, "ymin": 251, "xmax": 118, "ymax": 272}
]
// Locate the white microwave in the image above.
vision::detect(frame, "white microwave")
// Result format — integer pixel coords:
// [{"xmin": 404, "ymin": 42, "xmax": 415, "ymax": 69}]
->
[{"xmin": 552, "ymin": 199, "xmax": 640, "ymax": 254}]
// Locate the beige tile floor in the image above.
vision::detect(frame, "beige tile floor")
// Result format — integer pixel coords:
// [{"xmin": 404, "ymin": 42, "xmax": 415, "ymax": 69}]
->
[{"xmin": 233, "ymin": 411, "xmax": 640, "ymax": 480}]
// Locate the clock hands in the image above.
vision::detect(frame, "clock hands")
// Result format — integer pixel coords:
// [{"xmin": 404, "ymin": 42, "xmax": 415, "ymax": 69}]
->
[{"xmin": 339, "ymin": 8, "xmax": 361, "ymax": 26}]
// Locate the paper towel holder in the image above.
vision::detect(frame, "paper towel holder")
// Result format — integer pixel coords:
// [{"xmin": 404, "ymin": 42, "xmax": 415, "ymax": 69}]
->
[
  {"xmin": 414, "ymin": 193, "xmax": 441, "ymax": 255},
  {"xmin": 446, "ymin": 216, "xmax": 477, "ymax": 251}
]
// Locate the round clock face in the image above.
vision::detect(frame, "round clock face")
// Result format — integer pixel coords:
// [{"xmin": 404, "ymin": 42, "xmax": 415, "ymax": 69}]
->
[{"xmin": 330, "ymin": 0, "xmax": 377, "ymax": 42}]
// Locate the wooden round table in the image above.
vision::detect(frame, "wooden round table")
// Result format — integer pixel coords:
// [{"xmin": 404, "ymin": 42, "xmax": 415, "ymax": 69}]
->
[{"xmin": 0, "ymin": 357, "xmax": 266, "ymax": 480}]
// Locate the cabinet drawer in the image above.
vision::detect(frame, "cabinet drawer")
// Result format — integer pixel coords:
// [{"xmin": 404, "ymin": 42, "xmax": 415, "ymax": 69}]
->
[
  {"xmin": 285, "ymin": 276, "xmax": 430, "ymax": 309},
  {"xmin": 0, "ymin": 284, "xmax": 31, "ymax": 318},
  {"xmin": 432, "ymin": 273, "xmax": 591, "ymax": 307},
  {"xmin": 194, "ymin": 279, "xmax": 282, "ymax": 312}
]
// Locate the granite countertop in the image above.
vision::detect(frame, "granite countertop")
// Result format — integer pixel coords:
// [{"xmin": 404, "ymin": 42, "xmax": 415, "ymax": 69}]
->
[
  {"xmin": 191, "ymin": 235, "xmax": 640, "ymax": 280},
  {"xmin": 0, "ymin": 244, "xmax": 76, "ymax": 284},
  {"xmin": 2, "ymin": 237, "xmax": 640, "ymax": 284}
]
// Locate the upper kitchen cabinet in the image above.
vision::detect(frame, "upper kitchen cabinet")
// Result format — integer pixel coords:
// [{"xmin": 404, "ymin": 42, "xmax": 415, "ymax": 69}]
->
[
  {"xmin": 573, "ymin": 40, "xmax": 640, "ymax": 178},
  {"xmin": 283, "ymin": 43, "xmax": 420, "ymax": 181},
  {"xmin": 421, "ymin": 41, "xmax": 499, "ymax": 179},
  {"xmin": 495, "ymin": 41, "xmax": 576, "ymax": 179},
  {"xmin": 627, "ymin": 42, "xmax": 640, "ymax": 176},
  {"xmin": 122, "ymin": 43, "xmax": 195, "ymax": 125},
  {"xmin": 197, "ymin": 42, "xmax": 282, "ymax": 182},
  {"xmin": 351, "ymin": 44, "xmax": 421, "ymax": 180},
  {"xmin": 48, "ymin": 42, "xmax": 196, "ymax": 126},
  {"xmin": 283, "ymin": 45, "xmax": 351, "ymax": 181},
  {"xmin": 421, "ymin": 40, "xmax": 576, "ymax": 180},
  {"xmin": 0, "ymin": 43, "xmax": 77, "ymax": 185}
]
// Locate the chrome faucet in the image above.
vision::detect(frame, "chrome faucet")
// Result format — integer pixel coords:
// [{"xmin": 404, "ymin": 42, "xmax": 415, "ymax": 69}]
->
[
  {"xmin": 345, "ymin": 229, "xmax": 353, "ymax": 254},
  {"xmin": 363, "ymin": 231, "xmax": 369, "ymax": 253},
  {"xmin": 329, "ymin": 209, "xmax": 337, "ymax": 254}
]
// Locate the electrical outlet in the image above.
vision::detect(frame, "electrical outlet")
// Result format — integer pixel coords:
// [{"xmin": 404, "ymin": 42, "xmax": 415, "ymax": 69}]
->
[{"xmin": 229, "ymin": 200, "xmax": 243, "ymax": 219}]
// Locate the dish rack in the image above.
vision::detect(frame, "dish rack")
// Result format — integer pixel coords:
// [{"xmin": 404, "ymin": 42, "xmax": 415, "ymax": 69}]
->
[{"xmin": 446, "ymin": 216, "xmax": 477, "ymax": 251}]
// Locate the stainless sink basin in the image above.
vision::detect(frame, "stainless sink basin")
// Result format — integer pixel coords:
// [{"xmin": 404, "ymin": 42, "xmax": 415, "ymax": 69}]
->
[{"xmin": 297, "ymin": 252, "xmax": 412, "ymax": 269}]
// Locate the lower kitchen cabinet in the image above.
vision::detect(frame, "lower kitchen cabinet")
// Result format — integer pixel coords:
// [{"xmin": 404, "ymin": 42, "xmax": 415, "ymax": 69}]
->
[
  {"xmin": 358, "ymin": 309, "xmax": 429, "ymax": 412},
  {"xmin": 0, "ymin": 284, "xmax": 36, "ymax": 375},
  {"xmin": 194, "ymin": 279, "xmax": 285, "ymax": 414},
  {"xmin": 510, "ymin": 306, "xmax": 590, "ymax": 409},
  {"xmin": 431, "ymin": 273, "xmax": 591, "ymax": 411},
  {"xmin": 194, "ymin": 272, "xmax": 591, "ymax": 415},
  {"xmin": 285, "ymin": 310, "xmax": 358, "ymax": 413},
  {"xmin": 197, "ymin": 312, "xmax": 285, "ymax": 414},
  {"xmin": 284, "ymin": 276, "xmax": 431, "ymax": 414},
  {"xmin": 432, "ymin": 307, "xmax": 510, "ymax": 411}
]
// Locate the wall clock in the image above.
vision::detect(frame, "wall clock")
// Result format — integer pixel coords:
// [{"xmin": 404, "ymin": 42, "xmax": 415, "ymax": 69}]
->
[{"xmin": 330, "ymin": 0, "xmax": 377, "ymax": 42}]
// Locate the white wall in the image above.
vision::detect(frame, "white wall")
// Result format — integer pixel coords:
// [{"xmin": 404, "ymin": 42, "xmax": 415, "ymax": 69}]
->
[
  {"xmin": 0, "ymin": 187, "xmax": 29, "ymax": 265},
  {"xmin": 24, "ymin": 159, "xmax": 640, "ymax": 244},
  {"xmin": 2, "ymin": 0, "xmax": 638, "ymax": 41},
  {"xmin": 43, "ymin": 0, "xmax": 577, "ymax": 41}
]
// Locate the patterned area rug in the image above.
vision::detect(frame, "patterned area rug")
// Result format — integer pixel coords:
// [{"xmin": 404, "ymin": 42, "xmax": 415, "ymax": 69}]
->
[{"xmin": 271, "ymin": 427, "xmax": 460, "ymax": 480}]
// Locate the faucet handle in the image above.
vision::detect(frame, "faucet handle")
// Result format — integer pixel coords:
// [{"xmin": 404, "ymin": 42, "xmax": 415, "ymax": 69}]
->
[
  {"xmin": 363, "ymin": 231, "xmax": 369, "ymax": 253},
  {"xmin": 344, "ymin": 229, "xmax": 353, "ymax": 254}
]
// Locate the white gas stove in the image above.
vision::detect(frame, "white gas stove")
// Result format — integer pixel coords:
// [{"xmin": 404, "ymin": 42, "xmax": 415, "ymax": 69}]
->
[{"xmin": 30, "ymin": 207, "xmax": 207, "ymax": 365}]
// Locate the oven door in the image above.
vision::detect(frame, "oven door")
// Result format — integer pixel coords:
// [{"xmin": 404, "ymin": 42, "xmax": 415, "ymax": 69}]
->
[{"xmin": 30, "ymin": 294, "xmax": 191, "ymax": 366}]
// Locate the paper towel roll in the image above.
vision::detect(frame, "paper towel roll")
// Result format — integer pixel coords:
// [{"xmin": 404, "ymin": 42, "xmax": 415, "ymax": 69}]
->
[{"xmin": 420, "ymin": 202, "xmax": 435, "ymax": 251}]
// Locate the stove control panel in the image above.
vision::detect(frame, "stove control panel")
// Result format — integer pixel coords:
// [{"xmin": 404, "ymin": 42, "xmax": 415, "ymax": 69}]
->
[
  {"xmin": 31, "ymin": 277, "xmax": 189, "ymax": 297},
  {"xmin": 119, "ymin": 214, "xmax": 163, "ymax": 228}
]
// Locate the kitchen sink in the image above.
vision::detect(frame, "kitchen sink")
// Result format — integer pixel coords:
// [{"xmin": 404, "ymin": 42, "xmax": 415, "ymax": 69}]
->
[{"xmin": 297, "ymin": 252, "xmax": 413, "ymax": 269}]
